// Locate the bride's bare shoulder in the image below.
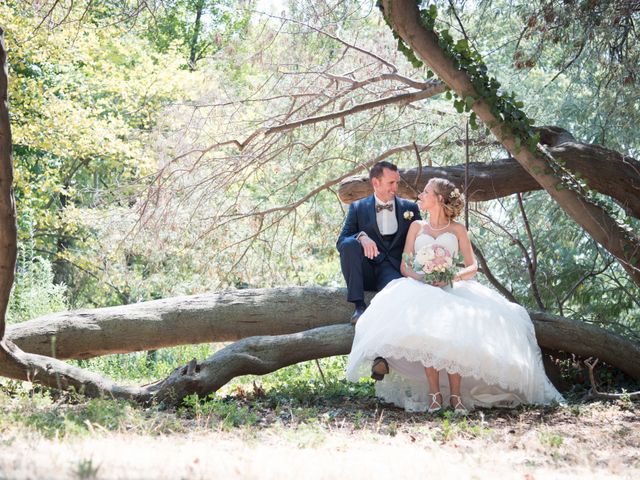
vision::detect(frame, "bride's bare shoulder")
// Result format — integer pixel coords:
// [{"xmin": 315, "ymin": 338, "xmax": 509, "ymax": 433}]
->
[
  {"xmin": 410, "ymin": 220, "xmax": 426, "ymax": 231},
  {"xmin": 450, "ymin": 220, "xmax": 470, "ymax": 235}
]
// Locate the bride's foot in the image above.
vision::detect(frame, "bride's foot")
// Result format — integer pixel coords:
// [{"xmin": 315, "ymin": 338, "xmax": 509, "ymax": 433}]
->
[
  {"xmin": 450, "ymin": 394, "xmax": 468, "ymax": 416},
  {"xmin": 428, "ymin": 392, "xmax": 443, "ymax": 413}
]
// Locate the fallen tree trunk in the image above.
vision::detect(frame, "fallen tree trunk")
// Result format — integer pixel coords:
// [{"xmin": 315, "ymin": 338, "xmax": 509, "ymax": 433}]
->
[
  {"xmin": 5, "ymin": 287, "xmax": 640, "ymax": 381},
  {"xmin": 5, "ymin": 287, "xmax": 354, "ymax": 359},
  {"xmin": 338, "ymin": 142, "xmax": 640, "ymax": 220}
]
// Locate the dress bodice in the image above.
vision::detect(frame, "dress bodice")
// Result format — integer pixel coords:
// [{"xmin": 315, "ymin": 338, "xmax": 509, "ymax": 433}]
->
[{"xmin": 414, "ymin": 231, "xmax": 459, "ymax": 257}]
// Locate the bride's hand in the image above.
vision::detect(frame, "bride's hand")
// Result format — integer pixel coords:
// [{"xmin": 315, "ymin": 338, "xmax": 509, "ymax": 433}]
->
[{"xmin": 430, "ymin": 280, "xmax": 448, "ymax": 287}]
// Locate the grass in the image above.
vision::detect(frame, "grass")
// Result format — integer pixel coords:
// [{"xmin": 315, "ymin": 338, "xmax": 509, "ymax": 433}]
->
[
  {"xmin": 0, "ymin": 354, "xmax": 507, "ymax": 443},
  {"xmin": 1, "ymin": 354, "xmax": 639, "ymax": 479},
  {"xmin": 73, "ymin": 458, "xmax": 100, "ymax": 480},
  {"xmin": 2, "ymin": 351, "xmax": 637, "ymax": 443},
  {"xmin": 539, "ymin": 430, "xmax": 564, "ymax": 448},
  {"xmin": 71, "ymin": 343, "xmax": 218, "ymax": 383}
]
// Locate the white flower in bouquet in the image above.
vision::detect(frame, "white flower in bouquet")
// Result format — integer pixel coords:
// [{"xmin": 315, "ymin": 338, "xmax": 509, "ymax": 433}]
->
[{"xmin": 415, "ymin": 247, "xmax": 435, "ymax": 264}]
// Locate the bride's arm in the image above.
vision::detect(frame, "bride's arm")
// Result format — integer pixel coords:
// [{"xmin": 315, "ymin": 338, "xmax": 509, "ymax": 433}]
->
[
  {"xmin": 453, "ymin": 224, "xmax": 478, "ymax": 282},
  {"xmin": 401, "ymin": 222, "xmax": 424, "ymax": 280}
]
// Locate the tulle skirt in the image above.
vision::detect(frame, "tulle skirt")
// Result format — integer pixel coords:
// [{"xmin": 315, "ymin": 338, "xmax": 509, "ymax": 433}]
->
[{"xmin": 345, "ymin": 278, "xmax": 563, "ymax": 411}]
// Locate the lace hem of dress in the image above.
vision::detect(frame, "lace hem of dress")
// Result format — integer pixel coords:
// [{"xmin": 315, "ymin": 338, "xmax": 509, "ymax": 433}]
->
[{"xmin": 353, "ymin": 344, "xmax": 544, "ymax": 396}]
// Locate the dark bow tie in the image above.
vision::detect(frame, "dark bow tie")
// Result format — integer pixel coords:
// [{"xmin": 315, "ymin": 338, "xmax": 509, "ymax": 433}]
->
[{"xmin": 376, "ymin": 203, "xmax": 394, "ymax": 213}]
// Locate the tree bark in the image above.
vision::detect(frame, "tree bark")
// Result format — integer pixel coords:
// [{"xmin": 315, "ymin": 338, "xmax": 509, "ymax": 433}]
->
[
  {"xmin": 4, "ymin": 287, "xmax": 640, "ymax": 380},
  {"xmin": 188, "ymin": 0, "xmax": 206, "ymax": 70},
  {"xmin": 0, "ymin": 338, "xmax": 145, "ymax": 400},
  {"xmin": 148, "ymin": 324, "xmax": 354, "ymax": 405},
  {"xmin": 0, "ymin": 28, "xmax": 16, "ymax": 340},
  {"xmin": 380, "ymin": 0, "xmax": 640, "ymax": 286},
  {"xmin": 338, "ymin": 142, "xmax": 640, "ymax": 220},
  {"xmin": 5, "ymin": 287, "xmax": 354, "ymax": 359}
]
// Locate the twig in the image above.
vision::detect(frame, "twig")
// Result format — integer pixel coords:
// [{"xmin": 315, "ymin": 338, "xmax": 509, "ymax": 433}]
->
[
  {"xmin": 516, "ymin": 193, "xmax": 545, "ymax": 310},
  {"xmin": 315, "ymin": 359, "xmax": 327, "ymax": 386},
  {"xmin": 258, "ymin": 12, "xmax": 399, "ymax": 72},
  {"xmin": 472, "ymin": 205, "xmax": 543, "ymax": 308},
  {"xmin": 472, "ymin": 242, "xmax": 519, "ymax": 304},
  {"xmin": 412, "ymin": 141, "xmax": 423, "ymax": 189},
  {"xmin": 584, "ymin": 358, "xmax": 640, "ymax": 400}
]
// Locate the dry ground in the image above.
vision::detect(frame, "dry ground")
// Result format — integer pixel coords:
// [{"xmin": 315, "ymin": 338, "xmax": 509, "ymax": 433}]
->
[{"xmin": 1, "ymin": 393, "xmax": 638, "ymax": 480}]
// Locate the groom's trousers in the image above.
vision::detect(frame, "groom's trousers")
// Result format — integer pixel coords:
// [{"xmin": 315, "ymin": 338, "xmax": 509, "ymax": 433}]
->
[{"xmin": 338, "ymin": 237, "xmax": 402, "ymax": 303}]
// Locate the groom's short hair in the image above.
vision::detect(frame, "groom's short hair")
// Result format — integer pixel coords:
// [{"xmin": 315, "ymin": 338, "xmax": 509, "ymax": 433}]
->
[{"xmin": 370, "ymin": 161, "xmax": 398, "ymax": 180}]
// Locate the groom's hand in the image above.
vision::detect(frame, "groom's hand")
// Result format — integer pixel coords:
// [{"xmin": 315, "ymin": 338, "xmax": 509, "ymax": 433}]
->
[{"xmin": 360, "ymin": 235, "xmax": 379, "ymax": 259}]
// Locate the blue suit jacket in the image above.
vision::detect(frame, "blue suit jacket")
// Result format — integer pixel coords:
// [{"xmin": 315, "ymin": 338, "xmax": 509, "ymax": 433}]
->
[{"xmin": 337, "ymin": 195, "xmax": 422, "ymax": 271}]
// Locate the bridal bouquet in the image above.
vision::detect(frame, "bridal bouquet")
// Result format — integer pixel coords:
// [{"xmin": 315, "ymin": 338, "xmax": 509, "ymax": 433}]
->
[{"xmin": 403, "ymin": 244, "xmax": 457, "ymax": 285}]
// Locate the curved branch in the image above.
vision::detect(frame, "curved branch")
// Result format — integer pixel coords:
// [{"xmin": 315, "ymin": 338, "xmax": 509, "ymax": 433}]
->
[
  {"xmin": 337, "ymin": 141, "xmax": 640, "ymax": 220},
  {"xmin": 262, "ymin": 83, "xmax": 446, "ymax": 137},
  {"xmin": 381, "ymin": 0, "xmax": 640, "ymax": 285},
  {"xmin": 149, "ymin": 324, "xmax": 353, "ymax": 405}
]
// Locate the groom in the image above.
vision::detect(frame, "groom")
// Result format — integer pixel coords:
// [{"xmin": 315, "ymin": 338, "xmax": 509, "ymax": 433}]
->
[{"xmin": 337, "ymin": 161, "xmax": 421, "ymax": 325}]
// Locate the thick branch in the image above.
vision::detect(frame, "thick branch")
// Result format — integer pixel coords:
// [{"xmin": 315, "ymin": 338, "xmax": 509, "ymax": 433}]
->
[
  {"xmin": 381, "ymin": 0, "xmax": 640, "ymax": 284},
  {"xmin": 0, "ymin": 28, "xmax": 17, "ymax": 339},
  {"xmin": 149, "ymin": 324, "xmax": 354, "ymax": 405},
  {"xmin": 529, "ymin": 310, "xmax": 640, "ymax": 380},
  {"xmin": 0, "ymin": 339, "xmax": 146, "ymax": 401},
  {"xmin": 338, "ymin": 143, "xmax": 640, "ymax": 220},
  {"xmin": 6, "ymin": 287, "xmax": 354, "ymax": 360}
]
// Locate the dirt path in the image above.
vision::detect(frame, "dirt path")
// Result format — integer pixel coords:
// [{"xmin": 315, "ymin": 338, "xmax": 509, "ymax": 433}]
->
[{"xmin": 1, "ymin": 400, "xmax": 638, "ymax": 479}]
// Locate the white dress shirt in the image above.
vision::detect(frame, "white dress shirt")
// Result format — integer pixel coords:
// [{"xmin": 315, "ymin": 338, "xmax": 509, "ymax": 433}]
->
[{"xmin": 375, "ymin": 195, "xmax": 398, "ymax": 235}]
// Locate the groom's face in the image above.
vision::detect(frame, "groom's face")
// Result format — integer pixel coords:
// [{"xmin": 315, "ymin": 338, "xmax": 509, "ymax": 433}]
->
[{"xmin": 372, "ymin": 168, "xmax": 400, "ymax": 203}]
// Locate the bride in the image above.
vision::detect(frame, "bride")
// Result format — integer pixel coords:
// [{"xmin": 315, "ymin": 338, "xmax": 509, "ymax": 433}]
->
[{"xmin": 345, "ymin": 177, "xmax": 564, "ymax": 413}]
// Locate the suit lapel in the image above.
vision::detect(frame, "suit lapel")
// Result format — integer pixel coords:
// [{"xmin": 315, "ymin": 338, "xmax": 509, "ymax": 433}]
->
[{"xmin": 365, "ymin": 195, "xmax": 384, "ymax": 243}]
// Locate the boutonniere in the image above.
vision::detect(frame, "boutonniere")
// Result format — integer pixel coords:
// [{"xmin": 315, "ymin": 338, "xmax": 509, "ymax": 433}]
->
[{"xmin": 403, "ymin": 210, "xmax": 414, "ymax": 220}]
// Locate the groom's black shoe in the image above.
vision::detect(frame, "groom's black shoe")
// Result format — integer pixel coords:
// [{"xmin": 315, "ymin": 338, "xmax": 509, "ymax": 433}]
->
[
  {"xmin": 371, "ymin": 357, "xmax": 389, "ymax": 381},
  {"xmin": 350, "ymin": 303, "xmax": 367, "ymax": 326}
]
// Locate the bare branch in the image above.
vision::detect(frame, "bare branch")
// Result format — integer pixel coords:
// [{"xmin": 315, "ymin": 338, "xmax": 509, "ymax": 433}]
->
[
  {"xmin": 258, "ymin": 12, "xmax": 399, "ymax": 72},
  {"xmin": 584, "ymin": 358, "xmax": 640, "ymax": 400},
  {"xmin": 472, "ymin": 242, "xmax": 519, "ymax": 304},
  {"xmin": 517, "ymin": 193, "xmax": 545, "ymax": 310},
  {"xmin": 262, "ymin": 83, "xmax": 446, "ymax": 137}
]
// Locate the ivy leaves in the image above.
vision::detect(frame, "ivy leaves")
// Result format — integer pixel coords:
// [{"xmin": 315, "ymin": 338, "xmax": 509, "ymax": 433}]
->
[
  {"xmin": 382, "ymin": 1, "xmax": 638, "ymax": 246},
  {"xmin": 422, "ymin": 5, "xmax": 540, "ymax": 152}
]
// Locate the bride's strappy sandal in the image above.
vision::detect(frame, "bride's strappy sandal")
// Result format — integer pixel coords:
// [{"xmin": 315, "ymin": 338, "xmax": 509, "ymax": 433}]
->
[
  {"xmin": 427, "ymin": 392, "xmax": 443, "ymax": 413},
  {"xmin": 450, "ymin": 395, "xmax": 468, "ymax": 416}
]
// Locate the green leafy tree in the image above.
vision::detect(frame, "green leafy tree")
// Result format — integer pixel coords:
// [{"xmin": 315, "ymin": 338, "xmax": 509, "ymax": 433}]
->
[
  {"xmin": 145, "ymin": 0, "xmax": 252, "ymax": 70},
  {"xmin": 3, "ymin": 2, "xmax": 194, "ymax": 304}
]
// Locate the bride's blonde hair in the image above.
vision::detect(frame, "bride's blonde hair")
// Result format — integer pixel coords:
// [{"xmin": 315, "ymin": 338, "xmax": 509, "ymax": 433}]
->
[{"xmin": 429, "ymin": 178, "xmax": 465, "ymax": 219}]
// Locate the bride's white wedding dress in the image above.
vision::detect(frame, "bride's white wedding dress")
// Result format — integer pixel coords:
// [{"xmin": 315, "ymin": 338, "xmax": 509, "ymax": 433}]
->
[{"xmin": 346, "ymin": 231, "xmax": 563, "ymax": 411}]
